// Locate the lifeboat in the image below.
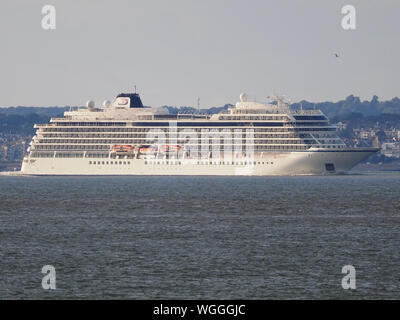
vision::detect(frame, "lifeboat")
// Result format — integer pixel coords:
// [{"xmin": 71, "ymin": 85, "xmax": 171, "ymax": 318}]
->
[
  {"xmin": 138, "ymin": 145, "xmax": 158, "ymax": 154},
  {"xmin": 160, "ymin": 145, "xmax": 181, "ymax": 153},
  {"xmin": 110, "ymin": 145, "xmax": 135, "ymax": 153}
]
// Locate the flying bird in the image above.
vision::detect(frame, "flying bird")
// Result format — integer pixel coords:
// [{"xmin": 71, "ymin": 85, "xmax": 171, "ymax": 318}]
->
[{"xmin": 334, "ymin": 53, "xmax": 340, "ymax": 58}]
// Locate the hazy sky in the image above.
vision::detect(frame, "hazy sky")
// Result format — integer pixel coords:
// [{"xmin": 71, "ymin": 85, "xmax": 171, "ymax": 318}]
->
[{"xmin": 1, "ymin": 0, "xmax": 399, "ymax": 108}]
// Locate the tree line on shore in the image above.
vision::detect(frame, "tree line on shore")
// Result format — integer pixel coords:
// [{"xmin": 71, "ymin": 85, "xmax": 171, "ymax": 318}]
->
[{"xmin": 1, "ymin": 95, "xmax": 400, "ymax": 136}]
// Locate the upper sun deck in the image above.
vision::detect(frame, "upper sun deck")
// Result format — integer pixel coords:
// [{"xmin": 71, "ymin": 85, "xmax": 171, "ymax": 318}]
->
[
  {"xmin": 40, "ymin": 92, "xmax": 328, "ymax": 126},
  {"xmin": 230, "ymin": 94, "xmax": 324, "ymax": 115}
]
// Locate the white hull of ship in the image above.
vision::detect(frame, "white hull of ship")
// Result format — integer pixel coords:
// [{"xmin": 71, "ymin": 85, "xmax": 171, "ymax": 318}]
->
[{"xmin": 20, "ymin": 149, "xmax": 377, "ymax": 176}]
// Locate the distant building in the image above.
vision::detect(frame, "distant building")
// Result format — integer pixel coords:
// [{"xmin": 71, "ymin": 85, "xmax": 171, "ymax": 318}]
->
[
  {"xmin": 372, "ymin": 136, "xmax": 380, "ymax": 148},
  {"xmin": 0, "ymin": 135, "xmax": 31, "ymax": 162},
  {"xmin": 370, "ymin": 130, "xmax": 376, "ymax": 138},
  {"xmin": 336, "ymin": 122, "xmax": 347, "ymax": 130},
  {"xmin": 385, "ymin": 129, "xmax": 398, "ymax": 139},
  {"xmin": 360, "ymin": 130, "xmax": 371, "ymax": 139},
  {"xmin": 381, "ymin": 142, "xmax": 400, "ymax": 158}
]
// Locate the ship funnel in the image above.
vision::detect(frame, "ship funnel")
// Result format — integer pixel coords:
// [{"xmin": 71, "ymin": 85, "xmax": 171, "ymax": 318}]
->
[{"xmin": 114, "ymin": 93, "xmax": 144, "ymax": 108}]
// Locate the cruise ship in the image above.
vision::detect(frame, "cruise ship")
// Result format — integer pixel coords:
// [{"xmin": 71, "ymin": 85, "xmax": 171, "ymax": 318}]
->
[{"xmin": 20, "ymin": 91, "xmax": 378, "ymax": 175}]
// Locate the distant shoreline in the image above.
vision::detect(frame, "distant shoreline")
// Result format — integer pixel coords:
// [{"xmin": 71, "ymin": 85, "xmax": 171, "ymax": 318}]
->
[
  {"xmin": 352, "ymin": 162, "xmax": 400, "ymax": 172},
  {"xmin": 0, "ymin": 161, "xmax": 21, "ymax": 172}
]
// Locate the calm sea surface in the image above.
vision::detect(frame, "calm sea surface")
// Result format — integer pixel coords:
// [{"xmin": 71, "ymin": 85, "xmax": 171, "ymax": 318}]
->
[{"xmin": 0, "ymin": 173, "xmax": 399, "ymax": 299}]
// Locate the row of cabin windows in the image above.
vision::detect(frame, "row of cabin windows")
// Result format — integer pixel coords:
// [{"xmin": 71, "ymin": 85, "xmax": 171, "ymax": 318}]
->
[
  {"xmin": 55, "ymin": 122, "xmax": 127, "ymax": 126},
  {"xmin": 218, "ymin": 116, "xmax": 288, "ymax": 121},
  {"xmin": 144, "ymin": 161, "xmax": 182, "ymax": 165},
  {"xmin": 89, "ymin": 161, "xmax": 131, "ymax": 165},
  {"xmin": 40, "ymin": 133, "xmax": 320, "ymax": 138},
  {"xmin": 144, "ymin": 160, "xmax": 274, "ymax": 165},
  {"xmin": 30, "ymin": 152, "xmax": 109, "ymax": 158},
  {"xmin": 37, "ymin": 139, "xmax": 313, "ymax": 144},
  {"xmin": 32, "ymin": 145, "xmax": 310, "ymax": 151},
  {"xmin": 40, "ymin": 127, "xmax": 337, "ymax": 133},
  {"xmin": 40, "ymin": 133, "xmax": 329, "ymax": 139},
  {"xmin": 36, "ymin": 134, "xmax": 338, "ymax": 142},
  {"xmin": 196, "ymin": 161, "xmax": 274, "ymax": 165}
]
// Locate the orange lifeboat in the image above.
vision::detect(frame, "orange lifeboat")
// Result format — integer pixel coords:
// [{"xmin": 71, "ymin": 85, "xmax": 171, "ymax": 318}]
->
[
  {"xmin": 111, "ymin": 145, "xmax": 135, "ymax": 153},
  {"xmin": 139, "ymin": 145, "xmax": 158, "ymax": 154},
  {"xmin": 160, "ymin": 145, "xmax": 181, "ymax": 153}
]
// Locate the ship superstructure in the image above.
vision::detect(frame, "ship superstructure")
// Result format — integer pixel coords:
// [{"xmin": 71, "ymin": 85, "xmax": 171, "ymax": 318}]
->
[{"xmin": 21, "ymin": 92, "xmax": 378, "ymax": 175}]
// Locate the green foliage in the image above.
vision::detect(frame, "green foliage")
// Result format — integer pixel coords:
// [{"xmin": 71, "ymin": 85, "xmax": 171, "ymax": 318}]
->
[
  {"xmin": 332, "ymin": 112, "xmax": 400, "ymax": 130},
  {"xmin": 1, "ymin": 95, "xmax": 400, "ymax": 136},
  {"xmin": 0, "ymin": 107, "xmax": 67, "ymax": 135},
  {"xmin": 292, "ymin": 95, "xmax": 400, "ymax": 118}
]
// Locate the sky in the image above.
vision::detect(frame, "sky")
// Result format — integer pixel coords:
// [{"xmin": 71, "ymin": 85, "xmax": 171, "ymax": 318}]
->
[{"xmin": 0, "ymin": 0, "xmax": 399, "ymax": 108}]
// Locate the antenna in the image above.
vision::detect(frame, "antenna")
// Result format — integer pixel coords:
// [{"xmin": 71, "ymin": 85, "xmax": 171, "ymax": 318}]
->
[
  {"xmin": 197, "ymin": 97, "xmax": 200, "ymax": 113},
  {"xmin": 134, "ymin": 85, "xmax": 137, "ymax": 94}
]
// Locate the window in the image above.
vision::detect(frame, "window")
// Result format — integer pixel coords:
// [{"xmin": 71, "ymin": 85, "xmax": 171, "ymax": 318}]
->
[{"xmin": 325, "ymin": 163, "xmax": 335, "ymax": 172}]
